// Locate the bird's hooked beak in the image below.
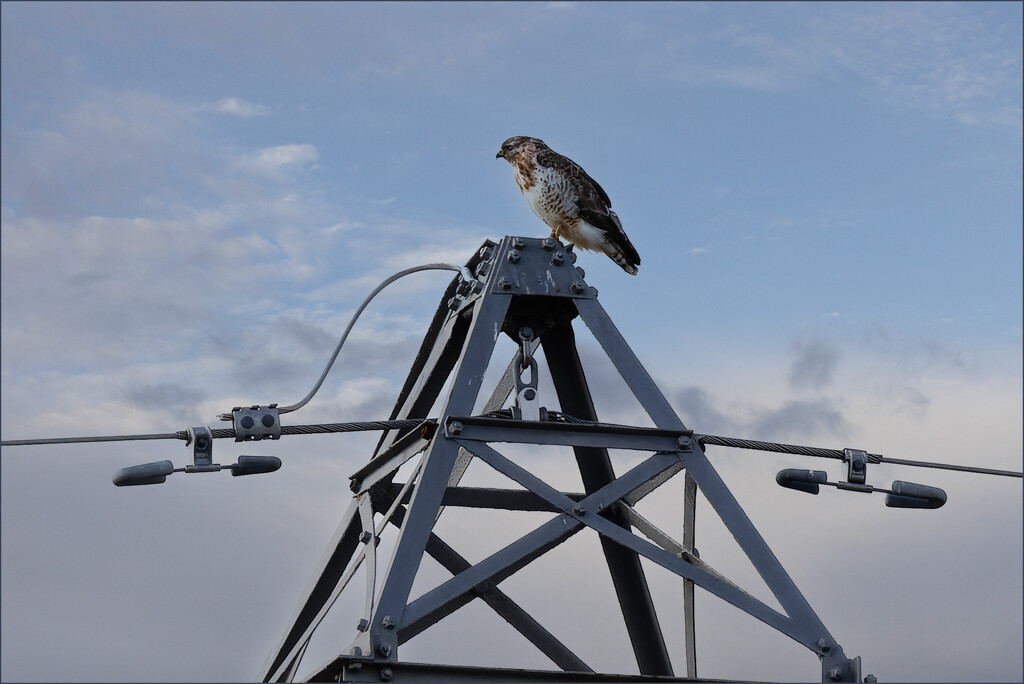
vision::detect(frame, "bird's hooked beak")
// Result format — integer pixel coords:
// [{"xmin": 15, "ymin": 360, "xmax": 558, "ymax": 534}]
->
[{"xmin": 496, "ymin": 149, "xmax": 505, "ymax": 159}]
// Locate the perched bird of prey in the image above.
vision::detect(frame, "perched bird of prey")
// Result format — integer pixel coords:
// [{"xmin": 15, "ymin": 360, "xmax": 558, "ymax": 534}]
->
[{"xmin": 497, "ymin": 136, "xmax": 640, "ymax": 275}]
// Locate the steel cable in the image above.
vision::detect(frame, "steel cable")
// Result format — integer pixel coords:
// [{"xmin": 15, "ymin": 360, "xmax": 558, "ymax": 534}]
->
[
  {"xmin": 2, "ymin": 420, "xmax": 431, "ymax": 447},
  {"xmin": 695, "ymin": 434, "xmax": 851, "ymax": 461},
  {"xmin": 4, "ymin": 413, "xmax": 1020, "ymax": 479}
]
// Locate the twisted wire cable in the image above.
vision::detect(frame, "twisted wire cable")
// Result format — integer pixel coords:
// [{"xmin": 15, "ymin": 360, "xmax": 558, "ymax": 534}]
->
[
  {"xmin": 695, "ymin": 434, "xmax": 852, "ymax": 461},
  {"xmin": 173, "ymin": 419, "xmax": 430, "ymax": 441},
  {"xmin": 4, "ymin": 413, "xmax": 1019, "ymax": 479},
  {"xmin": 2, "ymin": 420, "xmax": 430, "ymax": 446}
]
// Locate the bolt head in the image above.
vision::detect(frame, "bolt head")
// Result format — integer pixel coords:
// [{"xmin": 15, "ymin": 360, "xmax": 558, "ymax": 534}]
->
[
  {"xmin": 507, "ymin": 249, "xmax": 521, "ymax": 263},
  {"xmin": 828, "ymin": 666, "xmax": 843, "ymax": 681},
  {"xmin": 542, "ymin": 237, "xmax": 557, "ymax": 251},
  {"xmin": 380, "ymin": 667, "xmax": 394, "ymax": 681},
  {"xmin": 573, "ymin": 504, "xmax": 587, "ymax": 516},
  {"xmin": 551, "ymin": 251, "xmax": 565, "ymax": 265},
  {"xmin": 377, "ymin": 643, "xmax": 392, "ymax": 657},
  {"xmin": 497, "ymin": 277, "xmax": 511, "ymax": 290},
  {"xmin": 570, "ymin": 281, "xmax": 585, "ymax": 294}
]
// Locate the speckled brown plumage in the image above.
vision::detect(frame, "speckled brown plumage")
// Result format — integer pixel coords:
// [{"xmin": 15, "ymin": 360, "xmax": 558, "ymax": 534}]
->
[{"xmin": 497, "ymin": 136, "xmax": 641, "ymax": 275}]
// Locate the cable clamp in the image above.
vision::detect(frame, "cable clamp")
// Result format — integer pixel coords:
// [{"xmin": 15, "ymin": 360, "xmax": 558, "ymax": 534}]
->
[
  {"xmin": 185, "ymin": 425, "xmax": 220, "ymax": 472},
  {"xmin": 229, "ymin": 405, "xmax": 282, "ymax": 442},
  {"xmin": 843, "ymin": 448, "xmax": 868, "ymax": 484}
]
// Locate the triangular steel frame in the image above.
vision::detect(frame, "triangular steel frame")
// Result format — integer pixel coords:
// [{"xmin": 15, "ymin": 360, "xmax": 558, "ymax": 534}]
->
[{"xmin": 261, "ymin": 236, "xmax": 863, "ymax": 683}]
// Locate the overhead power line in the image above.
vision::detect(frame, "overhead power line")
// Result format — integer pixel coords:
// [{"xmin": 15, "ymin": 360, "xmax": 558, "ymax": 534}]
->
[
  {"xmin": 2, "ymin": 261, "xmax": 1019, "ymax": 481},
  {"xmin": 3, "ymin": 414, "xmax": 1020, "ymax": 479},
  {"xmin": 0, "ymin": 420, "xmax": 427, "ymax": 447}
]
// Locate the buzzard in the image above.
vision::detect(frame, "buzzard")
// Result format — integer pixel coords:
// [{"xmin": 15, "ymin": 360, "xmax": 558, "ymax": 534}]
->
[{"xmin": 496, "ymin": 136, "xmax": 640, "ymax": 275}]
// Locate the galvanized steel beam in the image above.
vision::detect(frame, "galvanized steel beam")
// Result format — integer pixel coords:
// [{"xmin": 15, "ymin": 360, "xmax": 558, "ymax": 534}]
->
[
  {"xmin": 263, "ymin": 236, "xmax": 864, "ymax": 684},
  {"xmin": 541, "ymin": 321, "xmax": 675, "ymax": 677}
]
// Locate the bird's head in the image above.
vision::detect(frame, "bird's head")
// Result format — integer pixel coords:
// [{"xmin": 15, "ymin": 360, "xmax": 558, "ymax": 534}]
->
[{"xmin": 496, "ymin": 136, "xmax": 545, "ymax": 162}]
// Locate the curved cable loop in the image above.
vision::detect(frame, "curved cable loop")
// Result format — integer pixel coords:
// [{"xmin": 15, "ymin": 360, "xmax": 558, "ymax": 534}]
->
[{"xmin": 275, "ymin": 263, "xmax": 465, "ymax": 415}]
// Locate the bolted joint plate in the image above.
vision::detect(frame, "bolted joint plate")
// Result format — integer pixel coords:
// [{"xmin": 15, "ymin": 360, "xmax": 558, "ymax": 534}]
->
[
  {"xmin": 485, "ymin": 236, "xmax": 596, "ymax": 299},
  {"xmin": 821, "ymin": 650, "xmax": 862, "ymax": 683}
]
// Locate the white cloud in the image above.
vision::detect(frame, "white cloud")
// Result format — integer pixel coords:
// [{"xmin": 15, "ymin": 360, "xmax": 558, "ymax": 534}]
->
[
  {"xmin": 254, "ymin": 143, "xmax": 318, "ymax": 168},
  {"xmin": 804, "ymin": 3, "xmax": 1023, "ymax": 128},
  {"xmin": 202, "ymin": 97, "xmax": 272, "ymax": 117},
  {"xmin": 0, "ymin": 90, "xmax": 210, "ymax": 219},
  {"xmin": 632, "ymin": 3, "xmax": 1021, "ymax": 128},
  {"xmin": 233, "ymin": 143, "xmax": 319, "ymax": 178}
]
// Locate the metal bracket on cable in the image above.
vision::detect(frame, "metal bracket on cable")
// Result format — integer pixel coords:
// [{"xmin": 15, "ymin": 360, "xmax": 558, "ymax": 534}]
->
[
  {"xmin": 447, "ymin": 248, "xmax": 488, "ymax": 313},
  {"xmin": 185, "ymin": 425, "xmax": 220, "ymax": 473},
  {"xmin": 843, "ymin": 448, "xmax": 868, "ymax": 485},
  {"xmin": 223, "ymin": 405, "xmax": 282, "ymax": 441}
]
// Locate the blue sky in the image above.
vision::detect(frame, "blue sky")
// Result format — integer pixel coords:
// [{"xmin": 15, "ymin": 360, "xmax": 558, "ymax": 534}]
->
[{"xmin": 2, "ymin": 2, "xmax": 1021, "ymax": 682}]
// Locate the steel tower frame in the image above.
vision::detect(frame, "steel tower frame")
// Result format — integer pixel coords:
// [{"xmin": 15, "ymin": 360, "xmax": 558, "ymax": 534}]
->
[{"xmin": 261, "ymin": 236, "xmax": 864, "ymax": 683}]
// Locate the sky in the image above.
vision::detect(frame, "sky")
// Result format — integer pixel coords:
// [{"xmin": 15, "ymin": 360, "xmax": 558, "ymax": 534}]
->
[{"xmin": 1, "ymin": 1, "xmax": 1021, "ymax": 682}]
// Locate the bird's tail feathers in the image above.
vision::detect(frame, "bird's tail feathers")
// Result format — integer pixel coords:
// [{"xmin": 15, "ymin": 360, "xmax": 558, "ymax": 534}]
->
[{"xmin": 609, "ymin": 248, "xmax": 639, "ymax": 275}]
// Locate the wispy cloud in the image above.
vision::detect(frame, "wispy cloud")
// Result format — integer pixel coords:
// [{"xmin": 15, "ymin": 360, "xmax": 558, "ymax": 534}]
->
[
  {"xmin": 637, "ymin": 3, "xmax": 1021, "ymax": 128},
  {"xmin": 804, "ymin": 3, "xmax": 1023, "ymax": 129},
  {"xmin": 254, "ymin": 143, "xmax": 318, "ymax": 168},
  {"xmin": 747, "ymin": 398, "xmax": 851, "ymax": 442},
  {"xmin": 200, "ymin": 97, "xmax": 272, "ymax": 117},
  {"xmin": 232, "ymin": 143, "xmax": 319, "ymax": 180}
]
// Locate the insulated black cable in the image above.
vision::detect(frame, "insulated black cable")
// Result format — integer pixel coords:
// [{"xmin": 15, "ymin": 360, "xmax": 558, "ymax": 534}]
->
[{"xmin": 273, "ymin": 263, "xmax": 466, "ymax": 415}]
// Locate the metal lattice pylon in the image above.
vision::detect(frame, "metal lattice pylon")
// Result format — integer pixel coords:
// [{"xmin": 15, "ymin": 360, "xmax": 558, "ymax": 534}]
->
[{"xmin": 261, "ymin": 236, "xmax": 863, "ymax": 683}]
